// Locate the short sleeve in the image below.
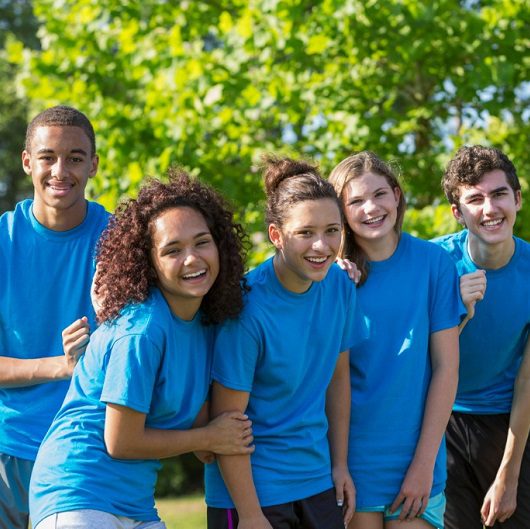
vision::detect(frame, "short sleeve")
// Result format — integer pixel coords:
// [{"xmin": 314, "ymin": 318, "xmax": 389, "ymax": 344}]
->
[
  {"xmin": 429, "ymin": 249, "xmax": 466, "ymax": 333},
  {"xmin": 212, "ymin": 316, "xmax": 261, "ymax": 392},
  {"xmin": 100, "ymin": 333, "xmax": 163, "ymax": 413},
  {"xmin": 339, "ymin": 279, "xmax": 369, "ymax": 353}
]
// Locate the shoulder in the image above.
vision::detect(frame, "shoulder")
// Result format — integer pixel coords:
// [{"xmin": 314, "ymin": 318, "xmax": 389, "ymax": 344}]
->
[
  {"xmin": 86, "ymin": 200, "xmax": 111, "ymax": 229},
  {"xmin": 0, "ymin": 200, "xmax": 32, "ymax": 232},
  {"xmin": 431, "ymin": 230, "xmax": 466, "ymax": 255}
]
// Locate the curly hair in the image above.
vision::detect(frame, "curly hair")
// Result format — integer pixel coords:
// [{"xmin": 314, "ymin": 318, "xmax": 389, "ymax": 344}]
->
[
  {"xmin": 26, "ymin": 105, "xmax": 96, "ymax": 155},
  {"xmin": 261, "ymin": 154, "xmax": 341, "ymax": 229},
  {"xmin": 443, "ymin": 145, "xmax": 520, "ymax": 206},
  {"xmin": 329, "ymin": 151, "xmax": 407, "ymax": 285},
  {"xmin": 94, "ymin": 168, "xmax": 249, "ymax": 325}
]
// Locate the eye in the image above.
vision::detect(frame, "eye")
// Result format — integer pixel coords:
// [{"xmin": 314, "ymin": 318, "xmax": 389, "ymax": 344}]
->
[
  {"xmin": 164, "ymin": 247, "xmax": 181, "ymax": 256},
  {"xmin": 296, "ymin": 230, "xmax": 313, "ymax": 237},
  {"xmin": 348, "ymin": 199, "xmax": 362, "ymax": 206},
  {"xmin": 375, "ymin": 190, "xmax": 388, "ymax": 198},
  {"xmin": 327, "ymin": 227, "xmax": 340, "ymax": 234},
  {"xmin": 494, "ymin": 191, "xmax": 508, "ymax": 198},
  {"xmin": 196, "ymin": 238, "xmax": 212, "ymax": 247},
  {"xmin": 71, "ymin": 156, "xmax": 84, "ymax": 163}
]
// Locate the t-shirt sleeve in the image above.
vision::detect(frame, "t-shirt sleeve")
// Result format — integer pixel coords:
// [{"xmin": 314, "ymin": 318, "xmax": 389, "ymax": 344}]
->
[
  {"xmin": 212, "ymin": 316, "xmax": 260, "ymax": 392},
  {"xmin": 429, "ymin": 249, "xmax": 466, "ymax": 333},
  {"xmin": 340, "ymin": 280, "xmax": 369, "ymax": 352},
  {"xmin": 100, "ymin": 333, "xmax": 163, "ymax": 413}
]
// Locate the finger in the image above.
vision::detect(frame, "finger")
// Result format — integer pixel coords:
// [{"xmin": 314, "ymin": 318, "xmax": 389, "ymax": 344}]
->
[
  {"xmin": 417, "ymin": 497, "xmax": 427, "ymax": 516},
  {"xmin": 389, "ymin": 493, "xmax": 404, "ymax": 514},
  {"xmin": 398, "ymin": 498, "xmax": 413, "ymax": 521},
  {"xmin": 335, "ymin": 484, "xmax": 344, "ymax": 510},
  {"xmin": 407, "ymin": 498, "xmax": 422, "ymax": 519},
  {"xmin": 343, "ymin": 486, "xmax": 355, "ymax": 524}
]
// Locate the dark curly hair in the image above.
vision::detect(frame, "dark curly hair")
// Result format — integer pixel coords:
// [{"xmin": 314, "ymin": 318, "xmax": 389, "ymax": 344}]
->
[
  {"xmin": 443, "ymin": 145, "xmax": 520, "ymax": 206},
  {"xmin": 26, "ymin": 105, "xmax": 96, "ymax": 156},
  {"xmin": 329, "ymin": 151, "xmax": 406, "ymax": 285},
  {"xmin": 94, "ymin": 167, "xmax": 249, "ymax": 325}
]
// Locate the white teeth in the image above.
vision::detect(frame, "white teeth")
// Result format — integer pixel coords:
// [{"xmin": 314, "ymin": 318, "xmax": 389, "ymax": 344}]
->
[
  {"xmin": 183, "ymin": 270, "xmax": 206, "ymax": 279},
  {"xmin": 364, "ymin": 216, "xmax": 384, "ymax": 224},
  {"xmin": 306, "ymin": 257, "xmax": 327, "ymax": 263},
  {"xmin": 482, "ymin": 219, "xmax": 503, "ymax": 227}
]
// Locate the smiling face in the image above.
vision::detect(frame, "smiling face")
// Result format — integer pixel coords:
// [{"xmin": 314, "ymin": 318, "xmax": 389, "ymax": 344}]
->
[
  {"xmin": 22, "ymin": 125, "xmax": 98, "ymax": 230},
  {"xmin": 342, "ymin": 171, "xmax": 401, "ymax": 254},
  {"xmin": 150, "ymin": 206, "xmax": 220, "ymax": 320},
  {"xmin": 452, "ymin": 169, "xmax": 521, "ymax": 251},
  {"xmin": 269, "ymin": 198, "xmax": 342, "ymax": 293}
]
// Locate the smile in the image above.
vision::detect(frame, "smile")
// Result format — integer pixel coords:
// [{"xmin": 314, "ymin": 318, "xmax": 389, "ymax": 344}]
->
[
  {"xmin": 481, "ymin": 218, "xmax": 503, "ymax": 227},
  {"xmin": 182, "ymin": 269, "xmax": 207, "ymax": 280},
  {"xmin": 363, "ymin": 215, "xmax": 385, "ymax": 225},
  {"xmin": 305, "ymin": 256, "xmax": 328, "ymax": 264}
]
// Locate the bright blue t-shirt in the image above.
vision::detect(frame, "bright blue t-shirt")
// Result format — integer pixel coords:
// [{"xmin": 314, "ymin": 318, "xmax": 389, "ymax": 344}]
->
[
  {"xmin": 0, "ymin": 199, "xmax": 109, "ymax": 460},
  {"xmin": 205, "ymin": 258, "xmax": 365, "ymax": 508},
  {"xmin": 29, "ymin": 288, "xmax": 213, "ymax": 526},
  {"xmin": 349, "ymin": 233, "xmax": 462, "ymax": 508},
  {"xmin": 434, "ymin": 230, "xmax": 530, "ymax": 413}
]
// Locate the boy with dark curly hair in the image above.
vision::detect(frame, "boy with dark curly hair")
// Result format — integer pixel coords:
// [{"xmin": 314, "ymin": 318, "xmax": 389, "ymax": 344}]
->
[
  {"xmin": 434, "ymin": 145, "xmax": 530, "ymax": 529},
  {"xmin": 0, "ymin": 106, "xmax": 109, "ymax": 529}
]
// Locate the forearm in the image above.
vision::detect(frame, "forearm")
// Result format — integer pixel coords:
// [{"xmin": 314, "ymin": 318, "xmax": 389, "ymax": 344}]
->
[
  {"xmin": 0, "ymin": 355, "xmax": 70, "ymax": 387},
  {"xmin": 326, "ymin": 351, "xmax": 351, "ymax": 468},
  {"xmin": 413, "ymin": 329, "xmax": 459, "ymax": 468}
]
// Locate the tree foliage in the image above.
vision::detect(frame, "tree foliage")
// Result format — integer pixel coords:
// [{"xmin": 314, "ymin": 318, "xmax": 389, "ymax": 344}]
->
[{"xmin": 6, "ymin": 0, "xmax": 530, "ymax": 239}]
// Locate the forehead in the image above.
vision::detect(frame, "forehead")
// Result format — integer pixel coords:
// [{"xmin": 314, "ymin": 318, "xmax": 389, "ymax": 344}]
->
[
  {"xmin": 459, "ymin": 169, "xmax": 512, "ymax": 199},
  {"xmin": 345, "ymin": 172, "xmax": 391, "ymax": 197},
  {"xmin": 151, "ymin": 206, "xmax": 209, "ymax": 243},
  {"xmin": 28, "ymin": 125, "xmax": 92, "ymax": 153},
  {"xmin": 282, "ymin": 198, "xmax": 341, "ymax": 227}
]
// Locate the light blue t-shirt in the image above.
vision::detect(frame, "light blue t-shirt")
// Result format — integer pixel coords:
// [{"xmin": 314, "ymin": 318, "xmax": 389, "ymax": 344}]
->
[
  {"xmin": 29, "ymin": 288, "xmax": 213, "ymax": 526},
  {"xmin": 205, "ymin": 258, "xmax": 365, "ymax": 508},
  {"xmin": 0, "ymin": 199, "xmax": 109, "ymax": 460},
  {"xmin": 434, "ymin": 230, "xmax": 530, "ymax": 413},
  {"xmin": 349, "ymin": 233, "xmax": 462, "ymax": 508}
]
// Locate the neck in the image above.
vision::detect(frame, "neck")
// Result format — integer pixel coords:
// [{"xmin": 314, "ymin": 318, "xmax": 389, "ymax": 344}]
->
[
  {"xmin": 467, "ymin": 234, "xmax": 515, "ymax": 270},
  {"xmin": 32, "ymin": 201, "xmax": 87, "ymax": 231},
  {"xmin": 273, "ymin": 254, "xmax": 312, "ymax": 294},
  {"xmin": 356, "ymin": 230, "xmax": 399, "ymax": 262}
]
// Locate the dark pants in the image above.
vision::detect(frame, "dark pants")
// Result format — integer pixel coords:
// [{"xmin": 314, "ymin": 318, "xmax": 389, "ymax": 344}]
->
[
  {"xmin": 445, "ymin": 412, "xmax": 530, "ymax": 529},
  {"xmin": 207, "ymin": 488, "xmax": 343, "ymax": 529}
]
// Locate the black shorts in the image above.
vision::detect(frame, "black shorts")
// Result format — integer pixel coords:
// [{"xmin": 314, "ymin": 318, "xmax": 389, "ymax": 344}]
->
[
  {"xmin": 207, "ymin": 488, "xmax": 343, "ymax": 529},
  {"xmin": 445, "ymin": 412, "xmax": 530, "ymax": 529}
]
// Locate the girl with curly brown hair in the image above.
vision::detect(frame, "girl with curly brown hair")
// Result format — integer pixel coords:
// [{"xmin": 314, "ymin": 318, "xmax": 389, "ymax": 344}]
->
[{"xmin": 29, "ymin": 169, "xmax": 254, "ymax": 529}]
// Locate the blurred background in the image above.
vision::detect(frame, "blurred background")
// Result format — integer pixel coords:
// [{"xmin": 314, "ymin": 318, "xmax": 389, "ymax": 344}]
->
[{"xmin": 1, "ymin": 0, "xmax": 528, "ymax": 523}]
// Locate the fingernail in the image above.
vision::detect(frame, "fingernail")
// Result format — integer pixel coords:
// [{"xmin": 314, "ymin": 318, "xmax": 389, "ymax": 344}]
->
[{"xmin": 337, "ymin": 499, "xmax": 344, "ymax": 507}]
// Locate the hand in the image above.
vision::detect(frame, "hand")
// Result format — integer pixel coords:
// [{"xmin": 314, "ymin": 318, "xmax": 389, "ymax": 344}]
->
[
  {"xmin": 389, "ymin": 460, "xmax": 433, "ymax": 521},
  {"xmin": 206, "ymin": 411, "xmax": 255, "ymax": 455},
  {"xmin": 460, "ymin": 270, "xmax": 486, "ymax": 320},
  {"xmin": 481, "ymin": 471, "xmax": 518, "ymax": 526},
  {"xmin": 336, "ymin": 257, "xmax": 361, "ymax": 284},
  {"xmin": 62, "ymin": 316, "xmax": 90, "ymax": 375},
  {"xmin": 237, "ymin": 514, "xmax": 273, "ymax": 529},
  {"xmin": 332, "ymin": 465, "xmax": 356, "ymax": 525},
  {"xmin": 194, "ymin": 450, "xmax": 216, "ymax": 464}
]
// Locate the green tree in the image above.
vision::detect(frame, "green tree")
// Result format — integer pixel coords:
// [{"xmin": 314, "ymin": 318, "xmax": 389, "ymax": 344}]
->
[
  {"xmin": 0, "ymin": 0, "xmax": 40, "ymax": 213},
  {"xmin": 8, "ymin": 0, "xmax": 528, "ymax": 238}
]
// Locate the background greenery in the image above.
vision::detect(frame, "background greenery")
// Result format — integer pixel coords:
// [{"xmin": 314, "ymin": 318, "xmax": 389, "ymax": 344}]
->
[{"xmin": 1, "ymin": 0, "xmax": 529, "ymax": 495}]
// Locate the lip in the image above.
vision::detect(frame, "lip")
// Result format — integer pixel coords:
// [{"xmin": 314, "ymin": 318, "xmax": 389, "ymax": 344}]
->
[
  {"xmin": 304, "ymin": 255, "xmax": 330, "ymax": 269},
  {"xmin": 362, "ymin": 214, "xmax": 386, "ymax": 227},
  {"xmin": 181, "ymin": 269, "xmax": 208, "ymax": 282},
  {"xmin": 47, "ymin": 182, "xmax": 74, "ymax": 196},
  {"xmin": 480, "ymin": 218, "xmax": 504, "ymax": 230}
]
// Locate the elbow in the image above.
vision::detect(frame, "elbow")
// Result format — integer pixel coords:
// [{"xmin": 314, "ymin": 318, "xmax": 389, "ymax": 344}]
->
[{"xmin": 104, "ymin": 430, "xmax": 130, "ymax": 459}]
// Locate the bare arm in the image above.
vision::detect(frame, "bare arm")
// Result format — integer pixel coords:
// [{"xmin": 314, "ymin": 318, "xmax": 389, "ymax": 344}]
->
[
  {"xmin": 458, "ymin": 270, "xmax": 486, "ymax": 333},
  {"xmin": 211, "ymin": 382, "xmax": 272, "ymax": 529},
  {"xmin": 481, "ymin": 335, "xmax": 530, "ymax": 526},
  {"xmin": 390, "ymin": 326, "xmax": 459, "ymax": 519},
  {"xmin": 104, "ymin": 401, "xmax": 254, "ymax": 460},
  {"xmin": 0, "ymin": 317, "xmax": 90, "ymax": 387},
  {"xmin": 326, "ymin": 350, "xmax": 355, "ymax": 524}
]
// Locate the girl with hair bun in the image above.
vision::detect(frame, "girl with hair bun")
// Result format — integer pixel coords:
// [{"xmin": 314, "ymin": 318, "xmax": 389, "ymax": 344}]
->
[
  {"xmin": 205, "ymin": 155, "xmax": 366, "ymax": 529},
  {"xmin": 29, "ymin": 169, "xmax": 254, "ymax": 529},
  {"xmin": 329, "ymin": 152, "xmax": 462, "ymax": 529}
]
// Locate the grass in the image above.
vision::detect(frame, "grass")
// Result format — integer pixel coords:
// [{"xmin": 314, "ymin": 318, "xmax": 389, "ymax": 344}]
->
[{"xmin": 156, "ymin": 494, "xmax": 206, "ymax": 529}]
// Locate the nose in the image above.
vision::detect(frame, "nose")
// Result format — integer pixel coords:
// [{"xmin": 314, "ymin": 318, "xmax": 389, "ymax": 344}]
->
[
  {"xmin": 483, "ymin": 197, "xmax": 497, "ymax": 215},
  {"xmin": 183, "ymin": 249, "xmax": 199, "ymax": 266},
  {"xmin": 363, "ymin": 199, "xmax": 378, "ymax": 214},
  {"xmin": 312, "ymin": 236, "xmax": 329, "ymax": 253},
  {"xmin": 51, "ymin": 158, "xmax": 68, "ymax": 180}
]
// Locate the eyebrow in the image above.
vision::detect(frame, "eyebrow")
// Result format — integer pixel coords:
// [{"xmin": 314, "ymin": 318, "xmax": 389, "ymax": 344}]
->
[
  {"xmin": 160, "ymin": 231, "xmax": 212, "ymax": 248},
  {"xmin": 462, "ymin": 186, "xmax": 509, "ymax": 200},
  {"xmin": 36, "ymin": 148, "xmax": 89, "ymax": 156}
]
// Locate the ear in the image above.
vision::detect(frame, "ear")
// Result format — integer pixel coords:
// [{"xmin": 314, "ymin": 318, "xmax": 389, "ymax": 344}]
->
[
  {"xmin": 393, "ymin": 186, "xmax": 401, "ymax": 204},
  {"xmin": 89, "ymin": 154, "xmax": 99, "ymax": 178},
  {"xmin": 268, "ymin": 223, "xmax": 283, "ymax": 250},
  {"xmin": 515, "ymin": 189, "xmax": 522, "ymax": 211},
  {"xmin": 21, "ymin": 150, "xmax": 32, "ymax": 176},
  {"xmin": 451, "ymin": 203, "xmax": 465, "ymax": 226}
]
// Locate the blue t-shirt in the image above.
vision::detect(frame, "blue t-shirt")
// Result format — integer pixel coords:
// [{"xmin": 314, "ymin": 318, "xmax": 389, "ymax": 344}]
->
[
  {"xmin": 205, "ymin": 258, "xmax": 365, "ymax": 508},
  {"xmin": 349, "ymin": 233, "xmax": 462, "ymax": 508},
  {"xmin": 29, "ymin": 288, "xmax": 213, "ymax": 526},
  {"xmin": 0, "ymin": 199, "xmax": 109, "ymax": 460},
  {"xmin": 434, "ymin": 230, "xmax": 530, "ymax": 413}
]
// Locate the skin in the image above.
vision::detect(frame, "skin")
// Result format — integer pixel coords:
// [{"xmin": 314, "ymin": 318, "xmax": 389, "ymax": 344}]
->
[
  {"xmin": 0, "ymin": 125, "xmax": 98, "ymax": 387},
  {"xmin": 104, "ymin": 206, "xmax": 254, "ymax": 460},
  {"xmin": 344, "ymin": 172, "xmax": 459, "ymax": 529},
  {"xmin": 451, "ymin": 170, "xmax": 529, "ymax": 525},
  {"xmin": 212, "ymin": 198, "xmax": 354, "ymax": 528}
]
